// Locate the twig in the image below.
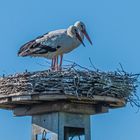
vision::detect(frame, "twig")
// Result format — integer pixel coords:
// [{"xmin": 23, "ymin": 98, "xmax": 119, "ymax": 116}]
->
[
  {"xmin": 89, "ymin": 57, "xmax": 98, "ymax": 70},
  {"xmin": 64, "ymin": 59, "xmax": 91, "ymax": 71}
]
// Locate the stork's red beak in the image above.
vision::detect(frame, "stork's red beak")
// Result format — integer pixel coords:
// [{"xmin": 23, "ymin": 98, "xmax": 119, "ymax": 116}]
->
[
  {"xmin": 82, "ymin": 29, "xmax": 93, "ymax": 45},
  {"xmin": 76, "ymin": 32, "xmax": 85, "ymax": 47}
]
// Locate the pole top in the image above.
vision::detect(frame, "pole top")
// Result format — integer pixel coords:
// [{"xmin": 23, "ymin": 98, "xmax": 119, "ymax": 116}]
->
[{"xmin": 0, "ymin": 68, "xmax": 138, "ymax": 116}]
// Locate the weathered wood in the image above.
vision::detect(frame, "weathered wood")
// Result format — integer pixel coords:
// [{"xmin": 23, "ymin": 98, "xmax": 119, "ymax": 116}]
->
[
  {"xmin": 12, "ymin": 95, "xmax": 32, "ymax": 101},
  {"xmin": 13, "ymin": 101, "xmax": 109, "ymax": 116},
  {"xmin": 0, "ymin": 98, "xmax": 10, "ymax": 104},
  {"xmin": 11, "ymin": 96, "xmax": 41, "ymax": 104},
  {"xmin": 0, "ymin": 104, "xmax": 15, "ymax": 109},
  {"xmin": 0, "ymin": 94, "xmax": 126, "ymax": 110},
  {"xmin": 38, "ymin": 94, "xmax": 67, "ymax": 100}
]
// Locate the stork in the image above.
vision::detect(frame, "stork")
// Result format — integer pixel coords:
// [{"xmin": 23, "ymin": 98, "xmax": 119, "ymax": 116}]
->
[
  {"xmin": 74, "ymin": 21, "xmax": 92, "ymax": 46},
  {"xmin": 18, "ymin": 25, "xmax": 85, "ymax": 70},
  {"xmin": 56, "ymin": 21, "xmax": 93, "ymax": 69}
]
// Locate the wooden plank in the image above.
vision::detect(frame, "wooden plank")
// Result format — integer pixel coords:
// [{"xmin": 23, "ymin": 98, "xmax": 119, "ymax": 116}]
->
[
  {"xmin": 65, "ymin": 95, "xmax": 126, "ymax": 107},
  {"xmin": 38, "ymin": 94, "xmax": 67, "ymax": 100},
  {"xmin": 92, "ymin": 95, "xmax": 124, "ymax": 102},
  {"xmin": 36, "ymin": 94, "xmax": 126, "ymax": 106},
  {"xmin": 0, "ymin": 103, "xmax": 16, "ymax": 109},
  {"xmin": 12, "ymin": 95, "xmax": 32, "ymax": 101},
  {"xmin": 13, "ymin": 101, "xmax": 109, "ymax": 116},
  {"xmin": 0, "ymin": 98, "xmax": 10, "ymax": 104},
  {"xmin": 0, "ymin": 91, "xmax": 34, "ymax": 98},
  {"xmin": 0, "ymin": 94, "xmax": 125, "ymax": 110},
  {"xmin": 11, "ymin": 95, "xmax": 41, "ymax": 104}
]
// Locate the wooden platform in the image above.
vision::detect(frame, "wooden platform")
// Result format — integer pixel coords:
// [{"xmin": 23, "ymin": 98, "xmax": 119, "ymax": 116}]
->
[
  {"xmin": 0, "ymin": 69, "xmax": 135, "ymax": 116},
  {"xmin": 0, "ymin": 93, "xmax": 125, "ymax": 116}
]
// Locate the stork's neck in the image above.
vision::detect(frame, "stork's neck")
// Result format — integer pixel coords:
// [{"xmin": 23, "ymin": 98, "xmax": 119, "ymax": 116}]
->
[{"xmin": 67, "ymin": 29, "xmax": 73, "ymax": 38}]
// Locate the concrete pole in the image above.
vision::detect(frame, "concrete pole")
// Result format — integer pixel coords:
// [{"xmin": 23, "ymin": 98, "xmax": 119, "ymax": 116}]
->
[{"xmin": 32, "ymin": 112, "xmax": 91, "ymax": 140}]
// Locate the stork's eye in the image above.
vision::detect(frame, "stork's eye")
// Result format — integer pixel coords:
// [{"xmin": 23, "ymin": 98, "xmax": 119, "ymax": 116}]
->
[{"xmin": 74, "ymin": 29, "xmax": 77, "ymax": 32}]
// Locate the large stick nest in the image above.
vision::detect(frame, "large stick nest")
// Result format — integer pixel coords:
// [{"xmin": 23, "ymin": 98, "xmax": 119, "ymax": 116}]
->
[{"xmin": 0, "ymin": 66, "xmax": 139, "ymax": 107}]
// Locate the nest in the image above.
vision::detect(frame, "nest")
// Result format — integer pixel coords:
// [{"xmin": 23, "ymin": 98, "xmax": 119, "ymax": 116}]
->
[{"xmin": 0, "ymin": 66, "xmax": 139, "ymax": 107}]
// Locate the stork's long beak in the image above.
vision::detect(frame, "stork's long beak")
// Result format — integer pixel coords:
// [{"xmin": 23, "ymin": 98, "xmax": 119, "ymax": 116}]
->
[
  {"xmin": 76, "ymin": 32, "xmax": 85, "ymax": 47},
  {"xmin": 82, "ymin": 29, "xmax": 93, "ymax": 45}
]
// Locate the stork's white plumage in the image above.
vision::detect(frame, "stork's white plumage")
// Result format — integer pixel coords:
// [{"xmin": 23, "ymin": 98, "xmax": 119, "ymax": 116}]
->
[
  {"xmin": 18, "ymin": 21, "xmax": 93, "ymax": 70},
  {"xmin": 53, "ymin": 21, "xmax": 93, "ymax": 69},
  {"xmin": 75, "ymin": 21, "xmax": 93, "ymax": 46},
  {"xmin": 59, "ymin": 21, "xmax": 93, "ymax": 55},
  {"xmin": 18, "ymin": 25, "xmax": 85, "ymax": 70}
]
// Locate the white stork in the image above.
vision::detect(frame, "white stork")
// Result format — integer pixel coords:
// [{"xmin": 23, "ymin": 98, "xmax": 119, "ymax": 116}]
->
[
  {"xmin": 74, "ymin": 21, "xmax": 92, "ymax": 46},
  {"xmin": 59, "ymin": 21, "xmax": 93, "ymax": 61},
  {"xmin": 18, "ymin": 25, "xmax": 85, "ymax": 70},
  {"xmin": 54, "ymin": 21, "xmax": 93, "ymax": 69}
]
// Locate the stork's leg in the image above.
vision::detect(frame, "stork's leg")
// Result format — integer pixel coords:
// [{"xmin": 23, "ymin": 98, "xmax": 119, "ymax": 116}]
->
[
  {"xmin": 51, "ymin": 58, "xmax": 54, "ymax": 70},
  {"xmin": 59, "ymin": 54, "xmax": 63, "ymax": 71},
  {"xmin": 53, "ymin": 56, "xmax": 56, "ymax": 70},
  {"xmin": 56, "ymin": 56, "xmax": 59, "ymax": 71}
]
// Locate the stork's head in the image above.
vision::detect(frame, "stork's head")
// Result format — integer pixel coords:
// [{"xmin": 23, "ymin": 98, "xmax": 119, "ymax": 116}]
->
[
  {"xmin": 74, "ymin": 21, "xmax": 93, "ymax": 45},
  {"xmin": 67, "ymin": 25, "xmax": 85, "ymax": 47}
]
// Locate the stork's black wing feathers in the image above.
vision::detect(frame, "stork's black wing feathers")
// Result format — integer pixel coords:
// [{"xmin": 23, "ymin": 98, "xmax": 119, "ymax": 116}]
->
[
  {"xmin": 18, "ymin": 30, "xmax": 64, "ymax": 57},
  {"xmin": 33, "ymin": 44, "xmax": 57, "ymax": 54},
  {"xmin": 18, "ymin": 40, "xmax": 35, "ymax": 56},
  {"xmin": 18, "ymin": 38, "xmax": 57, "ymax": 57}
]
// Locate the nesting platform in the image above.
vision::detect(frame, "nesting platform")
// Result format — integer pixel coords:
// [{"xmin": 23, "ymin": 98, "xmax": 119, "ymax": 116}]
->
[
  {"xmin": 0, "ymin": 69, "xmax": 138, "ymax": 116},
  {"xmin": 0, "ymin": 68, "xmax": 138, "ymax": 140}
]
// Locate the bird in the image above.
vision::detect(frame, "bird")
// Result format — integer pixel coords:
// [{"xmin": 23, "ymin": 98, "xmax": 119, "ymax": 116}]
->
[
  {"xmin": 18, "ymin": 25, "xmax": 85, "ymax": 70},
  {"xmin": 74, "ymin": 21, "xmax": 92, "ymax": 46},
  {"xmin": 55, "ymin": 21, "xmax": 93, "ymax": 69},
  {"xmin": 59, "ymin": 21, "xmax": 92, "ymax": 55}
]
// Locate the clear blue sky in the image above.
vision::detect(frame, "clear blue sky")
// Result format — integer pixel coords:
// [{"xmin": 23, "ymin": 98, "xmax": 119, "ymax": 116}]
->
[{"xmin": 0, "ymin": 0, "xmax": 140, "ymax": 140}]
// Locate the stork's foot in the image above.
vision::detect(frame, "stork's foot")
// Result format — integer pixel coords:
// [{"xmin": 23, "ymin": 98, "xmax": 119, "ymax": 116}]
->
[
  {"xmin": 53, "ymin": 66, "xmax": 62, "ymax": 71},
  {"xmin": 58, "ymin": 66, "xmax": 62, "ymax": 71},
  {"xmin": 51, "ymin": 66, "xmax": 55, "ymax": 71}
]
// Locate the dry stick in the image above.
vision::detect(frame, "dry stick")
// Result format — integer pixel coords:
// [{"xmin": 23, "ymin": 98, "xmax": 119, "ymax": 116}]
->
[
  {"xmin": 89, "ymin": 57, "xmax": 98, "ymax": 70},
  {"xmin": 64, "ymin": 59, "xmax": 91, "ymax": 71},
  {"xmin": 119, "ymin": 63, "xmax": 126, "ymax": 73}
]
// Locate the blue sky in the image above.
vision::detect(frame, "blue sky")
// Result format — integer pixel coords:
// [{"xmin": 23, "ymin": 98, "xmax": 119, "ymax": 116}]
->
[{"xmin": 0, "ymin": 0, "xmax": 140, "ymax": 140}]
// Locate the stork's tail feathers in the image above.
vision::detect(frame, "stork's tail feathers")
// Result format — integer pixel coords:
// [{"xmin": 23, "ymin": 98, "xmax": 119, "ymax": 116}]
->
[
  {"xmin": 18, "ymin": 40, "xmax": 36, "ymax": 57},
  {"xmin": 18, "ymin": 39, "xmax": 59, "ymax": 57}
]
